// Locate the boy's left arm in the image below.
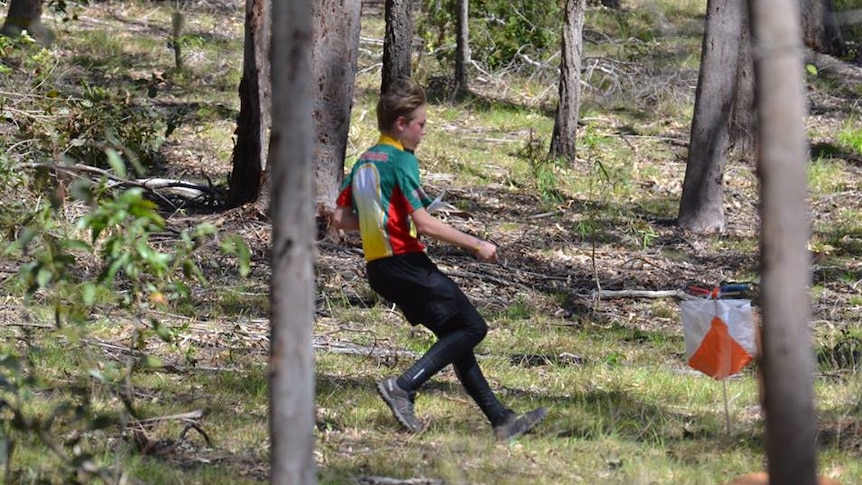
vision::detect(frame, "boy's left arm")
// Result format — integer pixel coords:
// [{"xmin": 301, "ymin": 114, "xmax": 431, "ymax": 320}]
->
[{"xmin": 333, "ymin": 206, "xmax": 360, "ymax": 232}]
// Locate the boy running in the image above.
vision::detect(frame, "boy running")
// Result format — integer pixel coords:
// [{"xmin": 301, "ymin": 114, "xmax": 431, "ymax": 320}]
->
[{"xmin": 333, "ymin": 78, "xmax": 546, "ymax": 441}]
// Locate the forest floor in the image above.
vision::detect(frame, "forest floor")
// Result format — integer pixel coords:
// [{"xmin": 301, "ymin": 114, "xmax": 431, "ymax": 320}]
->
[{"xmin": 2, "ymin": 0, "xmax": 862, "ymax": 484}]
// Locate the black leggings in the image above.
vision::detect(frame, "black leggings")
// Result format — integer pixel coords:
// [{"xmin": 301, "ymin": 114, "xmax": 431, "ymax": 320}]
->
[{"xmin": 397, "ymin": 293, "xmax": 511, "ymax": 426}]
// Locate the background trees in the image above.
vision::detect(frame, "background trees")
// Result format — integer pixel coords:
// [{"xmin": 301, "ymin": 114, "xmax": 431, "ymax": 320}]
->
[
  {"xmin": 382, "ymin": 0, "xmax": 414, "ymax": 93},
  {"xmin": 800, "ymin": 0, "xmax": 845, "ymax": 56},
  {"xmin": 227, "ymin": 0, "xmax": 270, "ymax": 208},
  {"xmin": 548, "ymin": 0, "xmax": 586, "ymax": 163},
  {"xmin": 3, "ymin": 0, "xmax": 862, "ymax": 482},
  {"xmin": 677, "ymin": 0, "xmax": 746, "ymax": 233},
  {"xmin": 312, "ymin": 0, "xmax": 362, "ymax": 226},
  {"xmin": 1, "ymin": 0, "xmax": 52, "ymax": 43}
]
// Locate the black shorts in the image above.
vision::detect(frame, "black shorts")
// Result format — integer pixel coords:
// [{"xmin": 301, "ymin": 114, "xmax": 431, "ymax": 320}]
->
[{"xmin": 366, "ymin": 252, "xmax": 467, "ymax": 328}]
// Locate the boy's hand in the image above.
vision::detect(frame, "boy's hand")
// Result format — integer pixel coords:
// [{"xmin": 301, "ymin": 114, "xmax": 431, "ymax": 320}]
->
[{"xmin": 475, "ymin": 240, "xmax": 498, "ymax": 263}]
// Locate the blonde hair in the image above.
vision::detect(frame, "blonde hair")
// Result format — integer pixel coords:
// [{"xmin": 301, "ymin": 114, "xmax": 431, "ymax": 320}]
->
[{"xmin": 377, "ymin": 78, "xmax": 427, "ymax": 131}]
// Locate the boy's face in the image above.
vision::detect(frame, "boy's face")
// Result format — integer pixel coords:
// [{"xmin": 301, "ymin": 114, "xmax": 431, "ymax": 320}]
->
[{"xmin": 397, "ymin": 105, "xmax": 427, "ymax": 151}]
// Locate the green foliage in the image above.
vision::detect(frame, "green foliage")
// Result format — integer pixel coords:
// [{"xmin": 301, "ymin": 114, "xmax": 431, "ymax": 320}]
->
[
  {"xmin": 516, "ymin": 133, "xmax": 566, "ymax": 203},
  {"xmin": 817, "ymin": 327, "xmax": 862, "ymax": 371},
  {"xmin": 419, "ymin": 0, "xmax": 561, "ymax": 70},
  {"xmin": 1, "ymin": 151, "xmax": 251, "ymax": 478}
]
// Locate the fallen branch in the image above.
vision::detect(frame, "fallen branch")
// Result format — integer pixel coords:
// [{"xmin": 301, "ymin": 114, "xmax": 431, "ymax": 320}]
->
[
  {"xmin": 591, "ymin": 288, "xmax": 689, "ymax": 300},
  {"xmin": 358, "ymin": 477, "xmax": 443, "ymax": 485},
  {"xmin": 20, "ymin": 162, "xmax": 225, "ymax": 209}
]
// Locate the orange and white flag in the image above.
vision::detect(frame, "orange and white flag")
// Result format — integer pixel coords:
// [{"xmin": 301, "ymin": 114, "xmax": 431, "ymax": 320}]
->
[{"xmin": 681, "ymin": 299, "xmax": 757, "ymax": 380}]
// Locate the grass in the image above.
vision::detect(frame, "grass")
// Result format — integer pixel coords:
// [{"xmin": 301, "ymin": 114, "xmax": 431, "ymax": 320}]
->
[{"xmin": 2, "ymin": 0, "xmax": 862, "ymax": 483}]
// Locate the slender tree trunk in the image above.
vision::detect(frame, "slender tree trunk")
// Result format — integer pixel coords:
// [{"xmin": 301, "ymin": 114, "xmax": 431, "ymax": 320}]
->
[
  {"xmin": 800, "ymin": 0, "xmax": 845, "ymax": 56},
  {"xmin": 1, "ymin": 0, "xmax": 52, "ymax": 44},
  {"xmin": 382, "ymin": 0, "xmax": 413, "ymax": 94},
  {"xmin": 678, "ymin": 0, "xmax": 744, "ymax": 233},
  {"xmin": 549, "ymin": 0, "xmax": 586, "ymax": 163},
  {"xmin": 454, "ymin": 0, "xmax": 470, "ymax": 96},
  {"xmin": 730, "ymin": 4, "xmax": 757, "ymax": 156},
  {"xmin": 750, "ymin": 1, "xmax": 818, "ymax": 483},
  {"xmin": 228, "ymin": 0, "xmax": 271, "ymax": 208},
  {"xmin": 269, "ymin": 0, "xmax": 315, "ymax": 482},
  {"xmin": 313, "ymin": 0, "xmax": 362, "ymax": 235}
]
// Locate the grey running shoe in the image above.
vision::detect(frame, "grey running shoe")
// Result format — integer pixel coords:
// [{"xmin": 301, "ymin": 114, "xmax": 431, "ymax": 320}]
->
[
  {"xmin": 376, "ymin": 377, "xmax": 425, "ymax": 433},
  {"xmin": 494, "ymin": 406, "xmax": 547, "ymax": 441}
]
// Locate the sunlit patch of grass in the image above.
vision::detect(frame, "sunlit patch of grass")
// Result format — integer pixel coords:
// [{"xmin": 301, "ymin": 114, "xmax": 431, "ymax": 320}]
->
[
  {"xmin": 837, "ymin": 119, "xmax": 862, "ymax": 156},
  {"xmin": 808, "ymin": 157, "xmax": 850, "ymax": 196}
]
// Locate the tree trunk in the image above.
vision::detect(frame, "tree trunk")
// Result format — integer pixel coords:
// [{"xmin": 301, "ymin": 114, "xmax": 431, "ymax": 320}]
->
[
  {"xmin": 548, "ymin": 0, "xmax": 586, "ymax": 163},
  {"xmin": 382, "ymin": 0, "xmax": 413, "ymax": 94},
  {"xmin": 269, "ymin": 0, "xmax": 315, "ymax": 482},
  {"xmin": 1, "ymin": 0, "xmax": 52, "ymax": 44},
  {"xmin": 678, "ymin": 0, "xmax": 744, "ymax": 233},
  {"xmin": 730, "ymin": 4, "xmax": 757, "ymax": 156},
  {"xmin": 228, "ymin": 0, "xmax": 271, "ymax": 208},
  {"xmin": 454, "ymin": 0, "xmax": 470, "ymax": 96},
  {"xmin": 313, "ymin": 0, "xmax": 362, "ymax": 237},
  {"xmin": 800, "ymin": 0, "xmax": 845, "ymax": 56},
  {"xmin": 749, "ymin": 1, "xmax": 818, "ymax": 484}
]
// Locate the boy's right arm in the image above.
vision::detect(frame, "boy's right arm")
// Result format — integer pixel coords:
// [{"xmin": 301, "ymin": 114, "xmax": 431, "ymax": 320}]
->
[{"xmin": 411, "ymin": 208, "xmax": 497, "ymax": 262}]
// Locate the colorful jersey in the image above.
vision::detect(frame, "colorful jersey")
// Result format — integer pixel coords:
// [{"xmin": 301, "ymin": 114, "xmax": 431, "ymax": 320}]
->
[{"xmin": 336, "ymin": 135, "xmax": 432, "ymax": 262}]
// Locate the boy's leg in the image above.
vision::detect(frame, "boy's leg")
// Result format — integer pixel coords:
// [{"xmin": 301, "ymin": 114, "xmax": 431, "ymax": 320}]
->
[
  {"xmin": 439, "ymin": 300, "xmax": 547, "ymax": 440},
  {"xmin": 451, "ymin": 353, "xmax": 511, "ymax": 426},
  {"xmin": 377, "ymin": 319, "xmax": 485, "ymax": 434},
  {"xmin": 395, "ymin": 311, "xmax": 487, "ymax": 392}
]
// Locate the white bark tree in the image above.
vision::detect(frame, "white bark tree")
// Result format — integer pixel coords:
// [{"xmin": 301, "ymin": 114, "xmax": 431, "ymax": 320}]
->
[
  {"xmin": 750, "ymin": 0, "xmax": 818, "ymax": 483},
  {"xmin": 269, "ymin": 0, "xmax": 316, "ymax": 482}
]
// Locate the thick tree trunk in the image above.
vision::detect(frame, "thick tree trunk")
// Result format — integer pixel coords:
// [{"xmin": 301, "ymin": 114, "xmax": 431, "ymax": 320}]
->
[
  {"xmin": 549, "ymin": 0, "xmax": 586, "ymax": 163},
  {"xmin": 1, "ymin": 0, "xmax": 52, "ymax": 44},
  {"xmin": 228, "ymin": 0, "xmax": 271, "ymax": 208},
  {"xmin": 750, "ymin": 1, "xmax": 818, "ymax": 483},
  {"xmin": 313, "ymin": 0, "xmax": 362, "ymax": 235},
  {"xmin": 800, "ymin": 0, "xmax": 845, "ymax": 56},
  {"xmin": 454, "ymin": 0, "xmax": 470, "ymax": 96},
  {"xmin": 269, "ymin": 0, "xmax": 315, "ymax": 482},
  {"xmin": 678, "ymin": 0, "xmax": 744, "ymax": 233},
  {"xmin": 730, "ymin": 4, "xmax": 757, "ymax": 156},
  {"xmin": 382, "ymin": 0, "xmax": 413, "ymax": 94}
]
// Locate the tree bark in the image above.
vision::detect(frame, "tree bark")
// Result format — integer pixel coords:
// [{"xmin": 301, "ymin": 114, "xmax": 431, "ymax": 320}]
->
[
  {"xmin": 382, "ymin": 0, "xmax": 413, "ymax": 94},
  {"xmin": 678, "ymin": 0, "xmax": 744, "ymax": 233},
  {"xmin": 454, "ymin": 0, "xmax": 470, "ymax": 96},
  {"xmin": 749, "ymin": 1, "xmax": 818, "ymax": 483},
  {"xmin": 269, "ymin": 0, "xmax": 315, "ymax": 482},
  {"xmin": 800, "ymin": 0, "xmax": 845, "ymax": 56},
  {"xmin": 730, "ymin": 4, "xmax": 757, "ymax": 156},
  {"xmin": 1, "ymin": 0, "xmax": 52, "ymax": 44},
  {"xmin": 549, "ymin": 0, "xmax": 586, "ymax": 163},
  {"xmin": 228, "ymin": 0, "xmax": 271, "ymax": 208},
  {"xmin": 313, "ymin": 0, "xmax": 362, "ymax": 235}
]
